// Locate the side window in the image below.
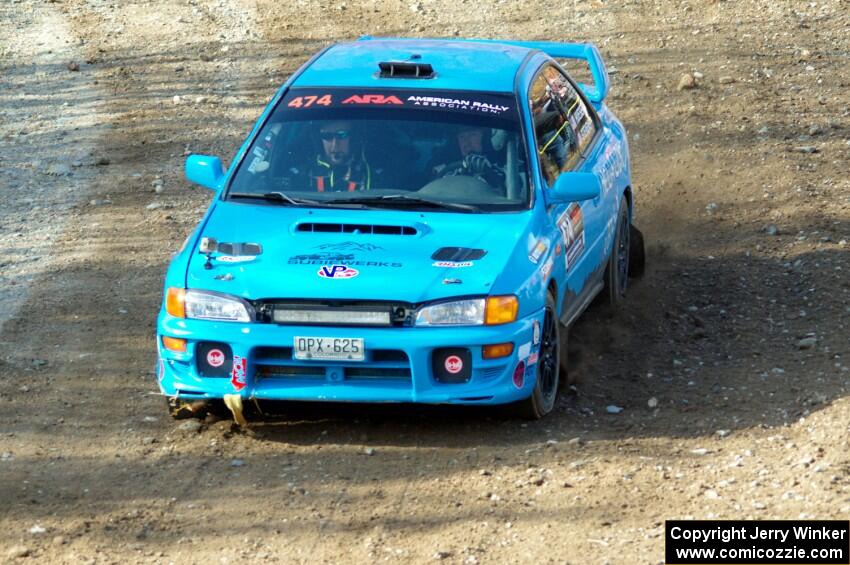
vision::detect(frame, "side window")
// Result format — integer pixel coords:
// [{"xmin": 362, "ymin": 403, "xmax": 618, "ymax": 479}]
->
[{"xmin": 529, "ymin": 65, "xmax": 598, "ymax": 185}]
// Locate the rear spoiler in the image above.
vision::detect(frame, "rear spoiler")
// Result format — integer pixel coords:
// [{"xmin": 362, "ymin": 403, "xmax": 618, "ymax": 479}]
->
[{"xmin": 491, "ymin": 41, "xmax": 610, "ymax": 103}]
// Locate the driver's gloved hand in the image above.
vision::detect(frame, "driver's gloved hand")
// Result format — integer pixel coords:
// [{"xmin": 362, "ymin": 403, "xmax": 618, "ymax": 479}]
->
[{"xmin": 462, "ymin": 153, "xmax": 494, "ymax": 175}]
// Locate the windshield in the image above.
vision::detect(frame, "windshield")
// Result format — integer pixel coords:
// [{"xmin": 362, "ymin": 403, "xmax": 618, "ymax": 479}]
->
[{"xmin": 227, "ymin": 88, "xmax": 530, "ymax": 211}]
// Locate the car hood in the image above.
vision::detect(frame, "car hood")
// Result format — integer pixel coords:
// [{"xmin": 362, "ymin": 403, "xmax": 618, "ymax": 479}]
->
[{"xmin": 186, "ymin": 201, "xmax": 534, "ymax": 303}]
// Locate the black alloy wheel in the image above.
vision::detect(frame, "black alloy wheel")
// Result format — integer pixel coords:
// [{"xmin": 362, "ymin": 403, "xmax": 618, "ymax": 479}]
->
[
  {"xmin": 512, "ymin": 293, "xmax": 560, "ymax": 419},
  {"xmin": 605, "ymin": 195, "xmax": 630, "ymax": 306}
]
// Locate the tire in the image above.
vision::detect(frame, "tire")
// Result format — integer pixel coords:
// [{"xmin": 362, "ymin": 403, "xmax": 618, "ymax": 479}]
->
[
  {"xmin": 604, "ymin": 195, "xmax": 630, "ymax": 307},
  {"xmin": 513, "ymin": 293, "xmax": 560, "ymax": 419},
  {"xmin": 559, "ymin": 324, "xmax": 573, "ymax": 386},
  {"xmin": 628, "ymin": 224, "xmax": 646, "ymax": 278}
]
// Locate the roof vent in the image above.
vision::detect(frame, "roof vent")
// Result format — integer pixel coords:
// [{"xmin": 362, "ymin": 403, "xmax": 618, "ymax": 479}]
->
[{"xmin": 378, "ymin": 61, "xmax": 435, "ymax": 79}]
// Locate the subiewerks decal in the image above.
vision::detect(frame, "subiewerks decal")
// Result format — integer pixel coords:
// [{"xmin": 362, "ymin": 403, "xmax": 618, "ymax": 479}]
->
[
  {"xmin": 557, "ymin": 203, "xmax": 586, "ymax": 270},
  {"xmin": 291, "ymin": 254, "xmax": 401, "ymax": 268},
  {"xmin": 290, "ymin": 242, "xmax": 402, "ymax": 267},
  {"xmin": 317, "ymin": 265, "xmax": 359, "ymax": 279}
]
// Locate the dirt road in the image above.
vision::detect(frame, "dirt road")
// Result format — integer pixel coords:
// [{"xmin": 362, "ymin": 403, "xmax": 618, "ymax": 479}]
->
[{"xmin": 1, "ymin": 0, "xmax": 848, "ymax": 563}]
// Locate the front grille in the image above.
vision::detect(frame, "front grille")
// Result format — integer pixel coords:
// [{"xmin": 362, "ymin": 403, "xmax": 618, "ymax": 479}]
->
[
  {"xmin": 344, "ymin": 367, "xmax": 411, "ymax": 380},
  {"xmin": 253, "ymin": 348, "xmax": 412, "ymax": 383},
  {"xmin": 253, "ymin": 300, "xmax": 415, "ymax": 327}
]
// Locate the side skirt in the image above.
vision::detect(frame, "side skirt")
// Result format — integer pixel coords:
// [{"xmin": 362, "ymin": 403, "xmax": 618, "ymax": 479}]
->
[{"xmin": 559, "ymin": 256, "xmax": 607, "ymax": 328}]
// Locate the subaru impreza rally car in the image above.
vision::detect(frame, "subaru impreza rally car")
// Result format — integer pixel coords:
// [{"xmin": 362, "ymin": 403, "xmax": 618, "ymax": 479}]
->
[{"xmin": 157, "ymin": 37, "xmax": 644, "ymax": 420}]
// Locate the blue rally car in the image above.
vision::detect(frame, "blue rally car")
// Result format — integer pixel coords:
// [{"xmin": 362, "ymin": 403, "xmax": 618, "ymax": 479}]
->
[{"xmin": 157, "ymin": 37, "xmax": 644, "ymax": 420}]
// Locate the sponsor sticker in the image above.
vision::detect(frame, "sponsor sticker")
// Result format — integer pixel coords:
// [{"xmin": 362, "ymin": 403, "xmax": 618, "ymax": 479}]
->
[
  {"xmin": 407, "ymin": 95, "xmax": 510, "ymax": 114},
  {"xmin": 527, "ymin": 351, "xmax": 539, "ymax": 366},
  {"xmin": 540, "ymin": 258, "xmax": 553, "ymax": 282},
  {"xmin": 445, "ymin": 355, "xmax": 463, "ymax": 374},
  {"xmin": 343, "ymin": 94, "xmax": 403, "ymax": 105},
  {"xmin": 316, "ymin": 242, "xmax": 383, "ymax": 252},
  {"xmin": 217, "ymin": 255, "xmax": 256, "ymax": 263},
  {"xmin": 317, "ymin": 265, "xmax": 359, "ymax": 279},
  {"xmin": 206, "ymin": 348, "xmax": 225, "ymax": 368},
  {"xmin": 557, "ymin": 203, "xmax": 586, "ymax": 270},
  {"xmin": 433, "ymin": 261, "xmax": 473, "ymax": 268},
  {"xmin": 230, "ymin": 355, "xmax": 247, "ymax": 391},
  {"xmin": 533, "ymin": 321, "xmax": 541, "ymax": 345},
  {"xmin": 529, "ymin": 239, "xmax": 548, "ymax": 264},
  {"xmin": 517, "ymin": 341, "xmax": 531, "ymax": 360}
]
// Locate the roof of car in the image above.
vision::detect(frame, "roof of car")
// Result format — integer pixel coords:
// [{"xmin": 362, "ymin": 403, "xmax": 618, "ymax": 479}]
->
[{"xmin": 292, "ymin": 38, "xmax": 537, "ymax": 93}]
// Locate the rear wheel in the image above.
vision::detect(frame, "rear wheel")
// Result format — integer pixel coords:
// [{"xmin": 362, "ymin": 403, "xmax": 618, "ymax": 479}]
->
[
  {"xmin": 604, "ymin": 195, "xmax": 630, "ymax": 307},
  {"xmin": 513, "ymin": 293, "xmax": 560, "ymax": 419}
]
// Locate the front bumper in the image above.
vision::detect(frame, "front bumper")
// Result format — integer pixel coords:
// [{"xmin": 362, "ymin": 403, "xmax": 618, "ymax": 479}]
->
[{"xmin": 156, "ymin": 308, "xmax": 545, "ymax": 406}]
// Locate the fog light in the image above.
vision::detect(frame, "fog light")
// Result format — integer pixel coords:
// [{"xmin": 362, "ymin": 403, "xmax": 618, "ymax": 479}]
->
[
  {"xmin": 482, "ymin": 342, "xmax": 514, "ymax": 359},
  {"xmin": 512, "ymin": 361, "xmax": 525, "ymax": 389},
  {"xmin": 162, "ymin": 336, "xmax": 187, "ymax": 352}
]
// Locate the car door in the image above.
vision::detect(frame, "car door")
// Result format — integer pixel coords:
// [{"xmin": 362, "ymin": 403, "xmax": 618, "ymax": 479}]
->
[{"xmin": 529, "ymin": 64, "xmax": 607, "ymax": 323}]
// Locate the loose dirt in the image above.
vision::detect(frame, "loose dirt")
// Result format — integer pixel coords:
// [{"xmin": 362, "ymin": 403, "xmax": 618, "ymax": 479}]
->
[{"xmin": 1, "ymin": 0, "xmax": 848, "ymax": 563}]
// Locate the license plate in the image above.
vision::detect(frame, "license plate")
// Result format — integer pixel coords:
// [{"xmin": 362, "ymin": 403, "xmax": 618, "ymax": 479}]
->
[{"xmin": 294, "ymin": 336, "xmax": 365, "ymax": 361}]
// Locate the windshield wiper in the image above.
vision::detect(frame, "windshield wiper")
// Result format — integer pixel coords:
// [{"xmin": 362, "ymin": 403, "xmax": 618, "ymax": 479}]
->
[
  {"xmin": 229, "ymin": 191, "xmax": 326, "ymax": 206},
  {"xmin": 331, "ymin": 194, "xmax": 480, "ymax": 213}
]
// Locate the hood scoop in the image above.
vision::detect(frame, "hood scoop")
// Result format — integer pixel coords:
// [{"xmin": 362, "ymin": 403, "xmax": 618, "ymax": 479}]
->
[
  {"xmin": 296, "ymin": 222, "xmax": 417, "ymax": 236},
  {"xmin": 431, "ymin": 247, "xmax": 488, "ymax": 262}
]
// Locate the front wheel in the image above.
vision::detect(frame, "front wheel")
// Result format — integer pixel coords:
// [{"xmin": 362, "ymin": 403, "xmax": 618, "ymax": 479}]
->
[
  {"xmin": 512, "ymin": 293, "xmax": 560, "ymax": 419},
  {"xmin": 604, "ymin": 195, "xmax": 630, "ymax": 307}
]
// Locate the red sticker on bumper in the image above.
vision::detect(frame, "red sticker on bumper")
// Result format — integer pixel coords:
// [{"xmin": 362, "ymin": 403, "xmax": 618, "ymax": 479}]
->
[{"xmin": 230, "ymin": 355, "xmax": 247, "ymax": 391}]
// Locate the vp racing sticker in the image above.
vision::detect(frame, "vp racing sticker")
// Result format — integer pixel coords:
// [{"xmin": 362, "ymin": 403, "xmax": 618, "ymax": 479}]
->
[
  {"xmin": 557, "ymin": 203, "xmax": 586, "ymax": 270},
  {"xmin": 317, "ymin": 265, "xmax": 359, "ymax": 279}
]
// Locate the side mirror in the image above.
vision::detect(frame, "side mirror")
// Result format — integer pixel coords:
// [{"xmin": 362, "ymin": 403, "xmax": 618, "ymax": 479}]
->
[
  {"xmin": 546, "ymin": 172, "xmax": 601, "ymax": 204},
  {"xmin": 185, "ymin": 154, "xmax": 225, "ymax": 190}
]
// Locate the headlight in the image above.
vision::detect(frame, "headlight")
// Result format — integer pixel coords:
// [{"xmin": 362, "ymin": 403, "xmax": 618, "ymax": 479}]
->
[
  {"xmin": 166, "ymin": 288, "xmax": 253, "ymax": 322},
  {"xmin": 415, "ymin": 295, "xmax": 518, "ymax": 326},
  {"xmin": 416, "ymin": 298, "xmax": 485, "ymax": 326}
]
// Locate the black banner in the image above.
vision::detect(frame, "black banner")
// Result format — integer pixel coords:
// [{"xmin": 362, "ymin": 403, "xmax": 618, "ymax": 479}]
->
[{"xmin": 665, "ymin": 520, "xmax": 849, "ymax": 564}]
